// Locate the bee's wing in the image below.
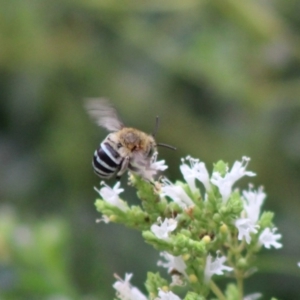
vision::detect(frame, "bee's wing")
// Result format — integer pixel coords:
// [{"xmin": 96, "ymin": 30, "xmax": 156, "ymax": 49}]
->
[{"xmin": 85, "ymin": 98, "xmax": 124, "ymax": 132}]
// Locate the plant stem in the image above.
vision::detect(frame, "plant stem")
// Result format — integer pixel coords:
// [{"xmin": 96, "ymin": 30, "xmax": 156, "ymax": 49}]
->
[
  {"xmin": 209, "ymin": 280, "xmax": 227, "ymax": 300},
  {"xmin": 237, "ymin": 273, "xmax": 244, "ymax": 300}
]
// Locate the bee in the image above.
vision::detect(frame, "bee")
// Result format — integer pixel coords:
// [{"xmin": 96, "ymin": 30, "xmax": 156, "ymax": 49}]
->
[{"xmin": 85, "ymin": 98, "xmax": 175, "ymax": 181}]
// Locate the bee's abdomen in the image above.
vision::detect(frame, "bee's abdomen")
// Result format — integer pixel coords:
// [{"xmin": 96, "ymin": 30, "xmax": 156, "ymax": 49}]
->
[{"xmin": 92, "ymin": 142, "xmax": 121, "ymax": 178}]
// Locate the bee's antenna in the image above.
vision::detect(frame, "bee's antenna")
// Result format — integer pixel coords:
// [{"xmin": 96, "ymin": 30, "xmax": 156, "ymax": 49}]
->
[
  {"xmin": 153, "ymin": 116, "xmax": 176, "ymax": 150},
  {"xmin": 152, "ymin": 116, "xmax": 176, "ymax": 150},
  {"xmin": 157, "ymin": 143, "xmax": 176, "ymax": 151},
  {"xmin": 152, "ymin": 116, "xmax": 160, "ymax": 137}
]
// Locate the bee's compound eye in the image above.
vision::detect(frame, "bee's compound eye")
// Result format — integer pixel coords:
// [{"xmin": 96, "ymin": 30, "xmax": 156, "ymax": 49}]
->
[
  {"xmin": 148, "ymin": 147, "xmax": 155, "ymax": 157},
  {"xmin": 117, "ymin": 143, "xmax": 122, "ymax": 149}
]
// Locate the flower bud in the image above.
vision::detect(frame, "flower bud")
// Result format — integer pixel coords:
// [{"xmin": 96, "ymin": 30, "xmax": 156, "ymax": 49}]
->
[
  {"xmin": 189, "ymin": 274, "xmax": 198, "ymax": 283},
  {"xmin": 182, "ymin": 253, "xmax": 190, "ymax": 261},
  {"xmin": 202, "ymin": 235, "xmax": 211, "ymax": 244},
  {"xmin": 213, "ymin": 213, "xmax": 221, "ymax": 222},
  {"xmin": 220, "ymin": 223, "xmax": 228, "ymax": 234},
  {"xmin": 237, "ymin": 258, "xmax": 248, "ymax": 268},
  {"xmin": 109, "ymin": 215, "xmax": 117, "ymax": 222},
  {"xmin": 161, "ymin": 285, "xmax": 169, "ymax": 292}
]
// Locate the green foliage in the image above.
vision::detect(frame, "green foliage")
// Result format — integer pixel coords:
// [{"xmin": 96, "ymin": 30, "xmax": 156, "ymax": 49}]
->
[
  {"xmin": 145, "ymin": 272, "xmax": 168, "ymax": 298},
  {"xmin": 184, "ymin": 292, "xmax": 206, "ymax": 300},
  {"xmin": 259, "ymin": 211, "xmax": 274, "ymax": 229},
  {"xmin": 0, "ymin": 207, "xmax": 77, "ymax": 299},
  {"xmin": 224, "ymin": 284, "xmax": 239, "ymax": 300}
]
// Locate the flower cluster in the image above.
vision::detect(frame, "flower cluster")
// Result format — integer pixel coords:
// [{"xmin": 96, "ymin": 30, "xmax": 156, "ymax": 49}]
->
[
  {"xmin": 94, "ymin": 156, "xmax": 282, "ymax": 300},
  {"xmin": 235, "ymin": 186, "xmax": 282, "ymax": 248}
]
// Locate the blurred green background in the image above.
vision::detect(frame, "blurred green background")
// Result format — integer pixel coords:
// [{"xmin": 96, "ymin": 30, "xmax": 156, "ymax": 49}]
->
[{"xmin": 1, "ymin": 1, "xmax": 300, "ymax": 299}]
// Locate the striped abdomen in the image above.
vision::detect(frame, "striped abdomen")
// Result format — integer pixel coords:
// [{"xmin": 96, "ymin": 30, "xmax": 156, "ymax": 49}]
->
[{"xmin": 93, "ymin": 142, "xmax": 122, "ymax": 179}]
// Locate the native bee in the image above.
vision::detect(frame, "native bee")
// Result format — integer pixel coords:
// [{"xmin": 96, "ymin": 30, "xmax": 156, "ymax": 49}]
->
[{"xmin": 85, "ymin": 98, "xmax": 175, "ymax": 181}]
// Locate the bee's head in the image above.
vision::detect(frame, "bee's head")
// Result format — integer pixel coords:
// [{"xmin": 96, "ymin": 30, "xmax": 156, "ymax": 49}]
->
[{"xmin": 117, "ymin": 128, "xmax": 141, "ymax": 151}]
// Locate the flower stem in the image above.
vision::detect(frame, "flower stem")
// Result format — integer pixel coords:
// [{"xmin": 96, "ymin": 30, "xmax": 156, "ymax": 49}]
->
[
  {"xmin": 237, "ymin": 273, "xmax": 244, "ymax": 300},
  {"xmin": 209, "ymin": 280, "xmax": 227, "ymax": 300}
]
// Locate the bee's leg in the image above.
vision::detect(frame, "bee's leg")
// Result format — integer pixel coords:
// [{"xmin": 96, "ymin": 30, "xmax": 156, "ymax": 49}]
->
[
  {"xmin": 128, "ymin": 164, "xmax": 155, "ymax": 185},
  {"xmin": 128, "ymin": 164, "xmax": 145, "ymax": 179},
  {"xmin": 116, "ymin": 156, "xmax": 130, "ymax": 180}
]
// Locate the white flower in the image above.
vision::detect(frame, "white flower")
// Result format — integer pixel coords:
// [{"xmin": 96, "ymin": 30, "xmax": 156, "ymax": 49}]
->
[
  {"xmin": 235, "ymin": 218, "xmax": 259, "ymax": 244},
  {"xmin": 298, "ymin": 262, "xmax": 300, "ymax": 267},
  {"xmin": 211, "ymin": 157, "xmax": 256, "ymax": 203},
  {"xmin": 161, "ymin": 178, "xmax": 194, "ymax": 209},
  {"xmin": 180, "ymin": 161, "xmax": 196, "ymax": 192},
  {"xmin": 152, "ymin": 159, "xmax": 168, "ymax": 171},
  {"xmin": 234, "ymin": 186, "xmax": 266, "ymax": 244},
  {"xmin": 156, "ymin": 289, "xmax": 182, "ymax": 300},
  {"xmin": 210, "ymin": 172, "xmax": 232, "ymax": 203},
  {"xmin": 226, "ymin": 156, "xmax": 256, "ymax": 183},
  {"xmin": 113, "ymin": 273, "xmax": 147, "ymax": 300},
  {"xmin": 259, "ymin": 228, "xmax": 282, "ymax": 249},
  {"xmin": 204, "ymin": 253, "xmax": 233, "ymax": 282},
  {"xmin": 243, "ymin": 186, "xmax": 266, "ymax": 223},
  {"xmin": 157, "ymin": 252, "xmax": 187, "ymax": 277},
  {"xmin": 180, "ymin": 156, "xmax": 210, "ymax": 192},
  {"xmin": 94, "ymin": 181, "xmax": 128, "ymax": 212},
  {"xmin": 151, "ymin": 218, "xmax": 177, "ymax": 241},
  {"xmin": 143, "ymin": 152, "xmax": 168, "ymax": 180},
  {"xmin": 193, "ymin": 161, "xmax": 211, "ymax": 191},
  {"xmin": 244, "ymin": 292, "xmax": 262, "ymax": 300},
  {"xmin": 170, "ymin": 274, "xmax": 184, "ymax": 287},
  {"xmin": 96, "ymin": 215, "xmax": 110, "ymax": 224},
  {"xmin": 151, "ymin": 152, "xmax": 168, "ymax": 171}
]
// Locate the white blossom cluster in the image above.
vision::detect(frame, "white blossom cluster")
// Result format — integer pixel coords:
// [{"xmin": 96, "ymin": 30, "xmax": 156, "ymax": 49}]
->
[
  {"xmin": 112, "ymin": 272, "xmax": 263, "ymax": 300},
  {"xmin": 95, "ymin": 156, "xmax": 283, "ymax": 300},
  {"xmin": 235, "ymin": 186, "xmax": 282, "ymax": 248},
  {"xmin": 157, "ymin": 156, "xmax": 282, "ymax": 249}
]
